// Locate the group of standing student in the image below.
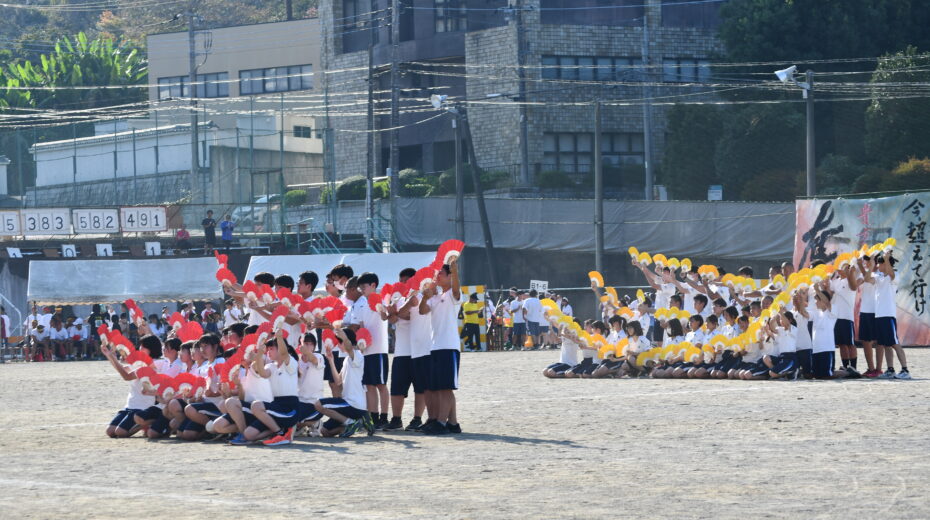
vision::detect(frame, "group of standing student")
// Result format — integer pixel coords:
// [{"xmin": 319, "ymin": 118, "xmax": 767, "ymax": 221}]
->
[
  {"xmin": 544, "ymin": 249, "xmax": 910, "ymax": 381},
  {"xmin": 104, "ymin": 257, "xmax": 465, "ymax": 445}
]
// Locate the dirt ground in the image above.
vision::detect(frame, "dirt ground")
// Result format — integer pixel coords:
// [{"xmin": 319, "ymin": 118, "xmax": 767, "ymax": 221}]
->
[{"xmin": 0, "ymin": 349, "xmax": 928, "ymax": 519}]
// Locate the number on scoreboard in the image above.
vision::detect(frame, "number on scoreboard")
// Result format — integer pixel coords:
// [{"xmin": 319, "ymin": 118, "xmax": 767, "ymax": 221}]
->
[
  {"xmin": 72, "ymin": 209, "xmax": 120, "ymax": 234},
  {"xmin": 120, "ymin": 206, "xmax": 167, "ymax": 232},
  {"xmin": 0, "ymin": 211, "xmax": 21, "ymax": 235},
  {"xmin": 20, "ymin": 208, "xmax": 71, "ymax": 236}
]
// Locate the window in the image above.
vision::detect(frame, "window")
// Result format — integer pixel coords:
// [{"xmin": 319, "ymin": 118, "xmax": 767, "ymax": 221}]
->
[
  {"xmin": 239, "ymin": 65, "xmax": 313, "ymax": 95},
  {"xmin": 541, "ymin": 55, "xmax": 643, "ymax": 82},
  {"xmin": 157, "ymin": 76, "xmax": 188, "ymax": 100},
  {"xmin": 541, "ymin": 0, "xmax": 644, "ymax": 26},
  {"xmin": 195, "ymin": 72, "xmax": 229, "ymax": 98},
  {"xmin": 435, "ymin": 0, "xmax": 466, "ymax": 33},
  {"xmin": 661, "ymin": 58, "xmax": 711, "ymax": 83},
  {"xmin": 544, "ymin": 132, "xmax": 644, "ymax": 173},
  {"xmin": 293, "ymin": 125, "xmax": 313, "ymax": 138},
  {"xmin": 341, "ymin": 0, "xmax": 378, "ymax": 51}
]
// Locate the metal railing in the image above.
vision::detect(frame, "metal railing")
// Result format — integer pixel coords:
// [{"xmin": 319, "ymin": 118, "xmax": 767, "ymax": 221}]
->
[{"xmin": 292, "ymin": 217, "xmax": 341, "ymax": 255}]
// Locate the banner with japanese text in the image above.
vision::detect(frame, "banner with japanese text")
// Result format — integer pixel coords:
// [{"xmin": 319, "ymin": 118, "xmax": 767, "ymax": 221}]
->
[{"xmin": 794, "ymin": 193, "xmax": 929, "ymax": 345}]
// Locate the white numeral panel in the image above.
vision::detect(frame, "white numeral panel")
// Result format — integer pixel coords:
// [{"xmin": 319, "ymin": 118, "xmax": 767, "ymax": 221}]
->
[
  {"xmin": 120, "ymin": 206, "xmax": 167, "ymax": 232},
  {"xmin": 72, "ymin": 209, "xmax": 120, "ymax": 234},
  {"xmin": 21, "ymin": 208, "xmax": 71, "ymax": 235}
]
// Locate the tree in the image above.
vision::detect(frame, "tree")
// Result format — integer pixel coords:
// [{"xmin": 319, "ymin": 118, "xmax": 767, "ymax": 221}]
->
[
  {"xmin": 714, "ymin": 104, "xmax": 805, "ymax": 199},
  {"xmin": 718, "ymin": 0, "xmax": 930, "ymax": 63},
  {"xmin": 865, "ymin": 48, "xmax": 930, "ymax": 166},
  {"xmin": 662, "ymin": 104, "xmax": 724, "ymax": 200}
]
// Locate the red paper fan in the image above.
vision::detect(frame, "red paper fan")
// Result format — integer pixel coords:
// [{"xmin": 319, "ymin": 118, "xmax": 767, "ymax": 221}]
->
[
  {"xmin": 355, "ymin": 328, "xmax": 373, "ymax": 350},
  {"xmin": 214, "ymin": 250, "xmax": 228, "ymax": 268},
  {"xmin": 367, "ymin": 292, "xmax": 382, "ymax": 313},
  {"xmin": 325, "ymin": 308, "xmax": 345, "ymax": 325},
  {"xmin": 136, "ymin": 366, "xmax": 157, "ymax": 389},
  {"xmin": 216, "ymin": 267, "xmax": 237, "ymax": 287},
  {"xmin": 321, "ymin": 329, "xmax": 337, "ymax": 348},
  {"xmin": 174, "ymin": 372, "xmax": 199, "ymax": 397},
  {"xmin": 97, "ymin": 324, "xmax": 111, "ymax": 346},
  {"xmin": 297, "ymin": 300, "xmax": 315, "ymax": 321},
  {"xmin": 240, "ymin": 332, "xmax": 258, "ymax": 354},
  {"xmin": 270, "ymin": 305, "xmax": 290, "ymax": 330},
  {"xmin": 156, "ymin": 375, "xmax": 178, "ymax": 400},
  {"xmin": 125, "ymin": 350, "xmax": 153, "ymax": 371},
  {"xmin": 436, "ymin": 239, "xmax": 465, "ymax": 265},
  {"xmin": 242, "ymin": 280, "xmax": 260, "ymax": 302},
  {"xmin": 168, "ymin": 312, "xmax": 186, "ymax": 330},
  {"xmin": 259, "ymin": 284, "xmax": 276, "ymax": 304},
  {"xmin": 256, "ymin": 322, "xmax": 274, "ymax": 346},
  {"xmin": 276, "ymin": 287, "xmax": 295, "ymax": 306},
  {"xmin": 177, "ymin": 321, "xmax": 204, "ymax": 344},
  {"xmin": 124, "ymin": 299, "xmax": 145, "ymax": 325},
  {"xmin": 111, "ymin": 332, "xmax": 135, "ymax": 357}
]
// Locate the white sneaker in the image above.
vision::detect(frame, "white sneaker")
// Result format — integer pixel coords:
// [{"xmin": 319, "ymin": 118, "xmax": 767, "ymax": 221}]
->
[
  {"xmin": 878, "ymin": 369, "xmax": 896, "ymax": 379},
  {"xmin": 205, "ymin": 419, "xmax": 216, "ymax": 434},
  {"xmin": 894, "ymin": 370, "xmax": 912, "ymax": 380}
]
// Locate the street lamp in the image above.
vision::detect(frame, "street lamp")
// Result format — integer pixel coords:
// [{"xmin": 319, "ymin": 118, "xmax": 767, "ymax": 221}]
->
[{"xmin": 775, "ymin": 65, "xmax": 816, "ymax": 197}]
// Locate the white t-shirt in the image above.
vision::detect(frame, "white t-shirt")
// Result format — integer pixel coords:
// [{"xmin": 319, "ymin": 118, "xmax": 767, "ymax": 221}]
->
[
  {"xmin": 154, "ymin": 357, "xmax": 183, "ymax": 378},
  {"xmin": 794, "ymin": 314, "xmax": 812, "ymax": 351},
  {"xmin": 340, "ymin": 351, "xmax": 366, "ymax": 410},
  {"xmin": 428, "ymin": 288, "xmax": 461, "ymax": 351},
  {"xmin": 48, "ymin": 326, "xmax": 68, "ymax": 341},
  {"xmin": 655, "ymin": 283, "xmax": 676, "ymax": 309},
  {"xmin": 242, "ymin": 365, "xmax": 274, "ymax": 403},
  {"xmin": 680, "ymin": 286, "xmax": 699, "ymax": 314},
  {"xmin": 874, "ymin": 272, "xmax": 898, "ymax": 318},
  {"xmin": 522, "ymin": 297, "xmax": 545, "ymax": 324},
  {"xmin": 200, "ymin": 357, "xmax": 227, "ymax": 406},
  {"xmin": 31, "ymin": 328, "xmax": 49, "ymax": 341},
  {"xmin": 628, "ymin": 336, "xmax": 651, "ymax": 354},
  {"xmin": 409, "ymin": 295, "xmax": 433, "ymax": 359},
  {"xmin": 811, "ymin": 308, "xmax": 837, "ymax": 353},
  {"xmin": 561, "ymin": 304, "xmax": 574, "ymax": 317},
  {"xmin": 125, "ymin": 377, "xmax": 155, "ymax": 410},
  {"xmin": 685, "ymin": 329, "xmax": 705, "ymax": 347},
  {"xmin": 268, "ymin": 356, "xmax": 298, "ymax": 397},
  {"xmin": 830, "ymin": 277, "xmax": 856, "ymax": 321},
  {"xmin": 361, "ymin": 303, "xmax": 389, "ymax": 356},
  {"xmin": 709, "ymin": 284, "xmax": 730, "ymax": 305},
  {"xmin": 298, "ymin": 355, "xmax": 325, "ymax": 403},
  {"xmin": 510, "ymin": 299, "xmax": 525, "ymax": 324},
  {"xmin": 68, "ymin": 326, "xmax": 89, "ymax": 341},
  {"xmin": 776, "ymin": 326, "xmax": 797, "ymax": 355},
  {"xmin": 393, "ymin": 298, "xmax": 412, "ymax": 357},
  {"xmin": 559, "ymin": 337, "xmax": 579, "ymax": 366},
  {"xmin": 859, "ymin": 279, "xmax": 876, "ymax": 314},
  {"xmin": 223, "ymin": 308, "xmax": 242, "ymax": 324}
]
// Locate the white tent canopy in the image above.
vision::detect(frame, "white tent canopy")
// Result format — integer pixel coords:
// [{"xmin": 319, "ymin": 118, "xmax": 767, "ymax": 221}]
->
[
  {"xmin": 27, "ymin": 258, "xmax": 223, "ymax": 305},
  {"xmin": 246, "ymin": 252, "xmax": 436, "ymax": 288}
]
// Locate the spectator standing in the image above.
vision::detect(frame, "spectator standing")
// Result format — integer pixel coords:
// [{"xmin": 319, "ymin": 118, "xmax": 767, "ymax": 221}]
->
[
  {"xmin": 460, "ymin": 293, "xmax": 484, "ymax": 351},
  {"xmin": 0, "ymin": 306, "xmax": 9, "ymax": 362},
  {"xmin": 202, "ymin": 210, "xmax": 217, "ymax": 254},
  {"xmin": 220, "ymin": 214, "xmax": 235, "ymax": 252}
]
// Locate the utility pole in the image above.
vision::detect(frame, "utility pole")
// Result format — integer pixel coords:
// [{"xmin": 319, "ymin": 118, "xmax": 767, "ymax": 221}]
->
[
  {"xmin": 641, "ymin": 11, "xmax": 654, "ymax": 201},
  {"xmin": 365, "ymin": 8, "xmax": 376, "ymax": 246},
  {"xmin": 594, "ymin": 101, "xmax": 604, "ymax": 274},
  {"xmin": 514, "ymin": 0, "xmax": 530, "ymax": 186},
  {"xmin": 454, "ymin": 117, "xmax": 464, "ymax": 242},
  {"xmin": 458, "ymin": 108, "xmax": 499, "ymax": 291},
  {"xmin": 187, "ymin": 0, "xmax": 200, "ymax": 203},
  {"xmin": 389, "ymin": 0, "xmax": 401, "ymax": 243},
  {"xmin": 805, "ymin": 69, "xmax": 816, "ymax": 197},
  {"xmin": 286, "ymin": 0, "xmax": 293, "ymax": 20}
]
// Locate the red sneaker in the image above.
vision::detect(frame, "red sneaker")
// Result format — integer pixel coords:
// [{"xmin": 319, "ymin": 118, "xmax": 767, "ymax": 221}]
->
[
  {"xmin": 262, "ymin": 427, "xmax": 294, "ymax": 446},
  {"xmin": 864, "ymin": 369, "xmax": 880, "ymax": 378}
]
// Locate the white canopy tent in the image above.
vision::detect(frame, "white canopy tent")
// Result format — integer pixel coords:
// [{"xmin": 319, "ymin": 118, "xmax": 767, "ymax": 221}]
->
[
  {"xmin": 27, "ymin": 258, "xmax": 223, "ymax": 305},
  {"xmin": 246, "ymin": 252, "xmax": 436, "ymax": 288}
]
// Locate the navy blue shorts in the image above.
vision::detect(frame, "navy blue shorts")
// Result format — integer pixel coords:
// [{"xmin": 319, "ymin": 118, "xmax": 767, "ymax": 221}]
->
[
  {"xmin": 512, "ymin": 322, "xmax": 526, "ymax": 337},
  {"xmin": 796, "ymin": 349, "xmax": 813, "ymax": 377},
  {"xmin": 411, "ymin": 355, "xmax": 431, "ymax": 394},
  {"xmin": 189, "ymin": 401, "xmax": 223, "ymax": 418},
  {"xmin": 858, "ymin": 312, "xmax": 876, "ymax": 342},
  {"xmin": 362, "ymin": 353, "xmax": 389, "ymax": 386},
  {"xmin": 834, "ymin": 319, "xmax": 855, "ymax": 345},
  {"xmin": 318, "ymin": 397, "xmax": 367, "ymax": 430},
  {"xmin": 749, "ymin": 360, "xmax": 771, "ymax": 377},
  {"xmin": 135, "ymin": 406, "xmax": 170, "ymax": 434},
  {"xmin": 527, "ymin": 321, "xmax": 541, "ymax": 337},
  {"xmin": 390, "ymin": 355, "xmax": 413, "ymax": 397},
  {"xmin": 250, "ymin": 395, "xmax": 300, "ymax": 432},
  {"xmin": 135, "ymin": 405, "xmax": 163, "ymax": 422},
  {"xmin": 429, "ymin": 349, "xmax": 460, "ymax": 391},
  {"xmin": 875, "ymin": 316, "xmax": 899, "ymax": 347},
  {"xmin": 297, "ymin": 401, "xmax": 320, "ymax": 423},
  {"xmin": 648, "ymin": 325, "xmax": 664, "ymax": 343},
  {"xmin": 109, "ymin": 409, "xmax": 141, "ymax": 431},
  {"xmin": 546, "ymin": 362, "xmax": 573, "ymax": 374},
  {"xmin": 570, "ymin": 357, "xmax": 594, "ymax": 375},
  {"xmin": 812, "ymin": 351, "xmax": 834, "ymax": 378},
  {"xmin": 601, "ymin": 359, "xmax": 625, "ymax": 370},
  {"xmin": 323, "ymin": 354, "xmax": 345, "ymax": 383},
  {"xmin": 772, "ymin": 352, "xmax": 798, "ymax": 376},
  {"xmin": 179, "ymin": 418, "xmax": 205, "ymax": 432}
]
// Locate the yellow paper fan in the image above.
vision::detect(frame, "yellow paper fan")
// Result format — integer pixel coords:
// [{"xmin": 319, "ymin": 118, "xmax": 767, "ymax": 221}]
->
[
  {"xmin": 636, "ymin": 289, "xmax": 646, "ymax": 302},
  {"xmin": 680, "ymin": 258, "xmax": 692, "ymax": 272},
  {"xmin": 628, "ymin": 246, "xmax": 640, "ymax": 258},
  {"xmin": 668, "ymin": 258, "xmax": 680, "ymax": 270},
  {"xmin": 588, "ymin": 271, "xmax": 604, "ymax": 288},
  {"xmin": 653, "ymin": 254, "xmax": 668, "ymax": 268},
  {"xmin": 605, "ymin": 286, "xmax": 618, "ymax": 303},
  {"xmin": 637, "ymin": 252, "xmax": 652, "ymax": 266}
]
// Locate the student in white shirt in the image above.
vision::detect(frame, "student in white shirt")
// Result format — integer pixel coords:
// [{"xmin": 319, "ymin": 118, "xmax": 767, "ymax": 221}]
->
[
  {"xmin": 48, "ymin": 318, "xmax": 69, "ymax": 361},
  {"xmin": 510, "ymin": 291, "xmax": 527, "ymax": 350},
  {"xmin": 229, "ymin": 329, "xmax": 301, "ymax": 446},
  {"xmin": 223, "ymin": 299, "xmax": 242, "ymax": 326},
  {"xmin": 792, "ymin": 290, "xmax": 815, "ymax": 379},
  {"xmin": 294, "ymin": 333, "xmax": 335, "ymax": 437},
  {"xmin": 873, "ymin": 254, "xmax": 910, "ymax": 379},
  {"xmin": 68, "ymin": 318, "xmax": 89, "ymax": 360},
  {"xmin": 856, "ymin": 255, "xmax": 880, "ymax": 376},
  {"xmin": 522, "ymin": 290, "xmax": 545, "ymax": 348},
  {"xmin": 543, "ymin": 322, "xmax": 581, "ymax": 378},
  {"xmin": 829, "ymin": 266, "xmax": 861, "ymax": 377},
  {"xmin": 177, "ymin": 334, "xmax": 227, "ymax": 440},
  {"xmin": 102, "ymin": 333, "xmax": 161, "ymax": 438},
  {"xmin": 300, "ymin": 327, "xmax": 376, "ymax": 438},
  {"xmin": 384, "ymin": 268, "xmax": 424, "ymax": 431},
  {"xmin": 29, "ymin": 322, "xmax": 50, "ymax": 362},
  {"xmin": 619, "ymin": 320, "xmax": 652, "ymax": 377},
  {"xmin": 808, "ymin": 285, "xmax": 849, "ymax": 380},
  {"xmin": 133, "ymin": 335, "xmax": 183, "ymax": 439},
  {"xmin": 768, "ymin": 311, "xmax": 799, "ymax": 379},
  {"xmin": 349, "ymin": 272, "xmax": 391, "ymax": 429},
  {"xmin": 418, "ymin": 259, "xmax": 463, "ymax": 435}
]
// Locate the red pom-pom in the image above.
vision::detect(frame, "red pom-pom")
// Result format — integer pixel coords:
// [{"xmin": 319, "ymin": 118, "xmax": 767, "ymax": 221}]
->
[
  {"xmin": 216, "ymin": 267, "xmax": 237, "ymax": 287},
  {"xmin": 355, "ymin": 328, "xmax": 373, "ymax": 350},
  {"xmin": 177, "ymin": 321, "xmax": 203, "ymax": 344}
]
